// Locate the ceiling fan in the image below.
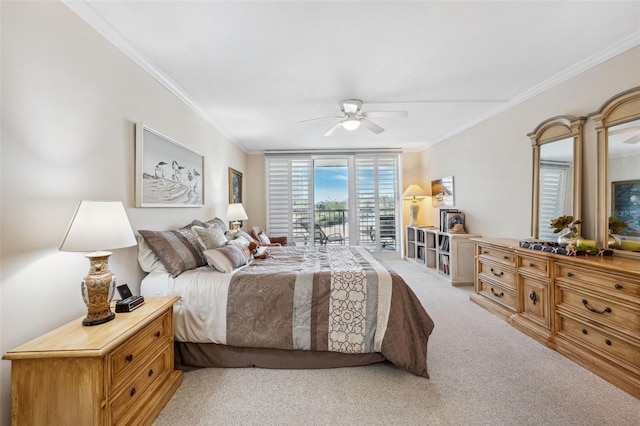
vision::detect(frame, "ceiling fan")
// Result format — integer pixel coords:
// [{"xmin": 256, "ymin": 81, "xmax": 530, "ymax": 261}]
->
[
  {"xmin": 298, "ymin": 99, "xmax": 408, "ymax": 136},
  {"xmin": 609, "ymin": 125, "xmax": 640, "ymax": 144}
]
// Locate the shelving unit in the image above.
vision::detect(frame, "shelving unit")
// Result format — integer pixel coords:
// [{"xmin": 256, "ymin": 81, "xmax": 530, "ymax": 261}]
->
[{"xmin": 406, "ymin": 226, "xmax": 480, "ymax": 285}]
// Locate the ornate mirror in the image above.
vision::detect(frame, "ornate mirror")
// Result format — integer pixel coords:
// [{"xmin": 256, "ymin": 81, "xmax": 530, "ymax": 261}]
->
[
  {"xmin": 591, "ymin": 87, "xmax": 640, "ymax": 254},
  {"xmin": 528, "ymin": 116, "xmax": 585, "ymax": 240}
]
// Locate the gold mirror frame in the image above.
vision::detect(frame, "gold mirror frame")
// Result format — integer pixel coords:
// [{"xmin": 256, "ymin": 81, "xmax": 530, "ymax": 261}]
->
[
  {"xmin": 591, "ymin": 86, "xmax": 640, "ymax": 255},
  {"xmin": 528, "ymin": 116, "xmax": 585, "ymax": 239}
]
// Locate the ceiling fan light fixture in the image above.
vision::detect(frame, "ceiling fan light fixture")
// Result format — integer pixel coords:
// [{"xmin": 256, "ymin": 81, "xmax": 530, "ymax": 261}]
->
[{"xmin": 342, "ymin": 118, "xmax": 361, "ymax": 131}]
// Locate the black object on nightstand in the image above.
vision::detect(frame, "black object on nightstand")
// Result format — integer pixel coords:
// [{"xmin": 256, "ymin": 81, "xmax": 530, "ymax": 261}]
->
[{"xmin": 115, "ymin": 284, "xmax": 145, "ymax": 313}]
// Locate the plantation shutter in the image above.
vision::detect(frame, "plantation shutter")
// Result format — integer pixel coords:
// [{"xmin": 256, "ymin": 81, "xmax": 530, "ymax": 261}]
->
[
  {"xmin": 538, "ymin": 161, "xmax": 571, "ymax": 240},
  {"xmin": 265, "ymin": 157, "xmax": 312, "ymax": 244}
]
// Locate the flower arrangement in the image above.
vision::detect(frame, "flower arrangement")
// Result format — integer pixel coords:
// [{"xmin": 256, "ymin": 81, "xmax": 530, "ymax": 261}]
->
[
  {"xmin": 550, "ymin": 215, "xmax": 581, "ymax": 234},
  {"xmin": 608, "ymin": 215, "xmax": 628, "ymax": 235}
]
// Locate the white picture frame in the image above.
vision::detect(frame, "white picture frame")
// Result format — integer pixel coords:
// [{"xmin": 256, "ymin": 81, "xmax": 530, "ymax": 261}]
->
[{"xmin": 135, "ymin": 123, "xmax": 204, "ymax": 207}]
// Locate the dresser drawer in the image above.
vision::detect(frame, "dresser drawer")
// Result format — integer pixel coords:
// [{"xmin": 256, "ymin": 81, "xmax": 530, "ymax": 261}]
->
[
  {"xmin": 519, "ymin": 276, "xmax": 550, "ymax": 328},
  {"xmin": 478, "ymin": 277, "xmax": 517, "ymax": 311},
  {"xmin": 478, "ymin": 261, "xmax": 516, "ymax": 289},
  {"xmin": 556, "ymin": 285, "xmax": 640, "ymax": 338},
  {"xmin": 557, "ymin": 314, "xmax": 640, "ymax": 376},
  {"xmin": 478, "ymin": 245, "xmax": 516, "ymax": 267},
  {"xmin": 518, "ymin": 254, "xmax": 549, "ymax": 279},
  {"xmin": 555, "ymin": 263, "xmax": 640, "ymax": 301},
  {"xmin": 110, "ymin": 311, "xmax": 171, "ymax": 391},
  {"xmin": 111, "ymin": 348, "xmax": 172, "ymax": 425}
]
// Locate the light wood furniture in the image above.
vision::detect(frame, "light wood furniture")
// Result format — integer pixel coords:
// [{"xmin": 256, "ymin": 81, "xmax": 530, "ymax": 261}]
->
[
  {"xmin": 406, "ymin": 226, "xmax": 480, "ymax": 285},
  {"xmin": 3, "ymin": 296, "xmax": 182, "ymax": 425},
  {"xmin": 471, "ymin": 238, "xmax": 640, "ymax": 399}
]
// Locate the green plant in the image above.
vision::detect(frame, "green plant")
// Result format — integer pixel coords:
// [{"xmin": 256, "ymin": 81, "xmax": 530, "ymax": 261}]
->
[
  {"xmin": 608, "ymin": 215, "xmax": 628, "ymax": 234},
  {"xmin": 550, "ymin": 215, "xmax": 581, "ymax": 234}
]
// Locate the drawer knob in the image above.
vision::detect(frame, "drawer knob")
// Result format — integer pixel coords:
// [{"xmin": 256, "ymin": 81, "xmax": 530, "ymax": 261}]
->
[
  {"xmin": 605, "ymin": 339, "xmax": 612, "ymax": 346},
  {"xmin": 614, "ymin": 284, "xmax": 623, "ymax": 290},
  {"xmin": 155, "ymin": 331, "xmax": 161, "ymax": 338},
  {"xmin": 582, "ymin": 329, "xmax": 588, "ymax": 335},
  {"xmin": 567, "ymin": 272, "xmax": 574, "ymax": 277},
  {"xmin": 529, "ymin": 262, "xmax": 535, "ymax": 267},
  {"xmin": 490, "ymin": 287, "xmax": 504, "ymax": 298},
  {"xmin": 483, "ymin": 251, "xmax": 489, "ymax": 254},
  {"xmin": 582, "ymin": 299, "xmax": 611, "ymax": 315},
  {"xmin": 125, "ymin": 354, "xmax": 134, "ymax": 363},
  {"xmin": 503, "ymin": 255, "xmax": 510, "ymax": 260},
  {"xmin": 130, "ymin": 388, "xmax": 136, "ymax": 397},
  {"xmin": 490, "ymin": 268, "xmax": 504, "ymax": 277},
  {"xmin": 529, "ymin": 290, "xmax": 537, "ymax": 306},
  {"xmin": 148, "ymin": 369, "xmax": 154, "ymax": 377}
]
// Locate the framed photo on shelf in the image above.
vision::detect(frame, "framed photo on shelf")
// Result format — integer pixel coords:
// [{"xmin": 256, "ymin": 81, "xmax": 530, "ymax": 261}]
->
[
  {"xmin": 135, "ymin": 123, "xmax": 204, "ymax": 207},
  {"xmin": 228, "ymin": 167, "xmax": 243, "ymax": 204},
  {"xmin": 445, "ymin": 212, "xmax": 466, "ymax": 233},
  {"xmin": 611, "ymin": 179, "xmax": 640, "ymax": 237}
]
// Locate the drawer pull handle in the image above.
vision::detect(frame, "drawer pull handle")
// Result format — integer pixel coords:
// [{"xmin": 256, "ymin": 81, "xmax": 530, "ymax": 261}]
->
[
  {"xmin": 125, "ymin": 354, "xmax": 133, "ymax": 363},
  {"xmin": 582, "ymin": 299, "xmax": 611, "ymax": 315},
  {"xmin": 582, "ymin": 329, "xmax": 588, "ymax": 335},
  {"xmin": 483, "ymin": 251, "xmax": 489, "ymax": 254},
  {"xmin": 529, "ymin": 262, "xmax": 535, "ymax": 267},
  {"xmin": 148, "ymin": 369, "xmax": 154, "ymax": 377},
  {"xmin": 490, "ymin": 268, "xmax": 504, "ymax": 277},
  {"xmin": 567, "ymin": 272, "xmax": 574, "ymax": 277},
  {"xmin": 130, "ymin": 388, "xmax": 136, "ymax": 397},
  {"xmin": 614, "ymin": 284, "xmax": 623, "ymax": 290},
  {"xmin": 155, "ymin": 331, "xmax": 161, "ymax": 338},
  {"xmin": 605, "ymin": 339, "xmax": 612, "ymax": 346},
  {"xmin": 503, "ymin": 255, "xmax": 510, "ymax": 260},
  {"xmin": 529, "ymin": 290, "xmax": 537, "ymax": 306},
  {"xmin": 490, "ymin": 288, "xmax": 504, "ymax": 298}
]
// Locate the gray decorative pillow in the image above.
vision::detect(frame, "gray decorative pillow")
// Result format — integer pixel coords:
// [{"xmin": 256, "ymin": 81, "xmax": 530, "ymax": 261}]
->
[
  {"xmin": 139, "ymin": 221, "xmax": 206, "ymax": 277},
  {"xmin": 203, "ymin": 245, "xmax": 247, "ymax": 273},
  {"xmin": 192, "ymin": 225, "xmax": 228, "ymax": 251},
  {"xmin": 204, "ymin": 217, "xmax": 229, "ymax": 233}
]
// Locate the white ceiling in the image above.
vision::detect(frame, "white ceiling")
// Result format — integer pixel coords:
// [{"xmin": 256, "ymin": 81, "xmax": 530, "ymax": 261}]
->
[{"xmin": 65, "ymin": 1, "xmax": 640, "ymax": 153}]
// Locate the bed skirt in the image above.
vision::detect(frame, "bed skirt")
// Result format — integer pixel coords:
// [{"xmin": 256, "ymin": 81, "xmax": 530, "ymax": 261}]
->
[{"xmin": 174, "ymin": 342, "xmax": 387, "ymax": 372}]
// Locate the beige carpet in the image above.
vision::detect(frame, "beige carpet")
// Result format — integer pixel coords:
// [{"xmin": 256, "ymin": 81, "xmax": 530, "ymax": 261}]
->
[{"xmin": 154, "ymin": 259, "xmax": 639, "ymax": 425}]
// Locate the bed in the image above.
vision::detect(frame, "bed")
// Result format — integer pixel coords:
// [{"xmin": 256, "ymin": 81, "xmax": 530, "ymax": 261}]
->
[{"xmin": 138, "ymin": 223, "xmax": 434, "ymax": 378}]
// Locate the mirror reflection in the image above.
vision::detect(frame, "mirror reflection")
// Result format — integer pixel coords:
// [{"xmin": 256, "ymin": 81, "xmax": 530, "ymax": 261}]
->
[
  {"xmin": 608, "ymin": 118, "xmax": 640, "ymax": 251},
  {"xmin": 538, "ymin": 137, "xmax": 574, "ymax": 240}
]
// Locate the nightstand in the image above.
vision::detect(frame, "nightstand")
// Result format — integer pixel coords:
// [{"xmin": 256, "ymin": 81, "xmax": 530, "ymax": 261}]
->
[{"xmin": 3, "ymin": 296, "xmax": 182, "ymax": 425}]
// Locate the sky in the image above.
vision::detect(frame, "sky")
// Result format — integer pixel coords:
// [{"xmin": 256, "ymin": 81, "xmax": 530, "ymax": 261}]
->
[{"xmin": 315, "ymin": 166, "xmax": 348, "ymax": 203}]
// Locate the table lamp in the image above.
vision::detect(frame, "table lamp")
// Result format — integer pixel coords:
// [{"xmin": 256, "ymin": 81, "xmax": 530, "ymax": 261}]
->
[
  {"xmin": 59, "ymin": 201, "xmax": 137, "ymax": 326},
  {"xmin": 227, "ymin": 203, "xmax": 248, "ymax": 235},
  {"xmin": 403, "ymin": 184, "xmax": 427, "ymax": 227}
]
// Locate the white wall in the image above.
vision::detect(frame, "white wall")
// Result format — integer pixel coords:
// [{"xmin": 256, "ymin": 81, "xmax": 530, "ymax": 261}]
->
[
  {"xmin": 411, "ymin": 46, "xmax": 640, "ymax": 240},
  {"xmin": 0, "ymin": 2, "xmax": 245, "ymax": 422}
]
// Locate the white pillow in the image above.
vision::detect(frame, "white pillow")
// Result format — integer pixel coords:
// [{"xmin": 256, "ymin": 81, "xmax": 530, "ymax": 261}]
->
[
  {"xmin": 259, "ymin": 233, "xmax": 271, "ymax": 245},
  {"xmin": 137, "ymin": 235, "xmax": 167, "ymax": 273},
  {"xmin": 192, "ymin": 225, "xmax": 228, "ymax": 251},
  {"xmin": 203, "ymin": 245, "xmax": 247, "ymax": 273}
]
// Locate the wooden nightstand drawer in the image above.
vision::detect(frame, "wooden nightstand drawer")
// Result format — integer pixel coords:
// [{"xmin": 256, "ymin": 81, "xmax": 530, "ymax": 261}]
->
[
  {"xmin": 478, "ymin": 261, "xmax": 516, "ymax": 289},
  {"xmin": 110, "ymin": 348, "xmax": 171, "ymax": 425},
  {"xmin": 556, "ymin": 284, "xmax": 640, "ymax": 338},
  {"xmin": 110, "ymin": 311, "xmax": 171, "ymax": 390},
  {"xmin": 518, "ymin": 255, "xmax": 549, "ymax": 278},
  {"xmin": 478, "ymin": 277, "xmax": 517, "ymax": 310},
  {"xmin": 557, "ymin": 314, "xmax": 640, "ymax": 376},
  {"xmin": 478, "ymin": 245, "xmax": 516, "ymax": 267}
]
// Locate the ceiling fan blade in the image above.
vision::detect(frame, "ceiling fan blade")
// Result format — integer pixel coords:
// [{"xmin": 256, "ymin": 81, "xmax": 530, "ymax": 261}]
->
[
  {"xmin": 360, "ymin": 118, "xmax": 385, "ymax": 134},
  {"xmin": 608, "ymin": 125, "xmax": 640, "ymax": 136},
  {"xmin": 362, "ymin": 111, "xmax": 408, "ymax": 119},
  {"xmin": 298, "ymin": 115, "xmax": 341, "ymax": 123},
  {"xmin": 323, "ymin": 121, "xmax": 344, "ymax": 137},
  {"xmin": 623, "ymin": 134, "xmax": 640, "ymax": 144}
]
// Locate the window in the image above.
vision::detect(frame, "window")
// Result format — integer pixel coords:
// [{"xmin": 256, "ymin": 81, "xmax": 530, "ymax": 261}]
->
[
  {"xmin": 538, "ymin": 161, "xmax": 571, "ymax": 240},
  {"xmin": 265, "ymin": 151, "xmax": 400, "ymax": 251}
]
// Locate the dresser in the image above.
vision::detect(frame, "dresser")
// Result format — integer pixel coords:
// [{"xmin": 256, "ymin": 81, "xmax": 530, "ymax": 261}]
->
[
  {"xmin": 470, "ymin": 238, "xmax": 640, "ymax": 399},
  {"xmin": 3, "ymin": 296, "xmax": 182, "ymax": 425}
]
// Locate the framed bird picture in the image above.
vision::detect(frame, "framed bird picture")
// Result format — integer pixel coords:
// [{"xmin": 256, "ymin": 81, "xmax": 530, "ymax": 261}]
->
[{"xmin": 135, "ymin": 123, "xmax": 204, "ymax": 207}]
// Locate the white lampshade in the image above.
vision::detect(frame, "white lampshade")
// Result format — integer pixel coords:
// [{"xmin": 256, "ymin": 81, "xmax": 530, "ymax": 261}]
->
[
  {"xmin": 402, "ymin": 184, "xmax": 427, "ymax": 199},
  {"xmin": 342, "ymin": 118, "xmax": 361, "ymax": 131},
  {"xmin": 59, "ymin": 201, "xmax": 136, "ymax": 253},
  {"xmin": 227, "ymin": 203, "xmax": 248, "ymax": 222}
]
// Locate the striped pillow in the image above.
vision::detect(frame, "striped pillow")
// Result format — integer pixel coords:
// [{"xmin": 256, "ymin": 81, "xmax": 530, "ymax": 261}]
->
[{"xmin": 139, "ymin": 221, "xmax": 206, "ymax": 277}]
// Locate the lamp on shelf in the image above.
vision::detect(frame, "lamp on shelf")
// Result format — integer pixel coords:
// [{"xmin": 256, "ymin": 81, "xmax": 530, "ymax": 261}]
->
[
  {"xmin": 59, "ymin": 201, "xmax": 136, "ymax": 326},
  {"xmin": 227, "ymin": 203, "xmax": 248, "ymax": 235},
  {"xmin": 402, "ymin": 184, "xmax": 427, "ymax": 227}
]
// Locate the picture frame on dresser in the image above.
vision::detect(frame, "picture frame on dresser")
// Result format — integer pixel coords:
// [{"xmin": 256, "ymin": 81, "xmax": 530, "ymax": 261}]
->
[
  {"xmin": 611, "ymin": 179, "xmax": 640, "ymax": 237},
  {"xmin": 135, "ymin": 123, "xmax": 204, "ymax": 207}
]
